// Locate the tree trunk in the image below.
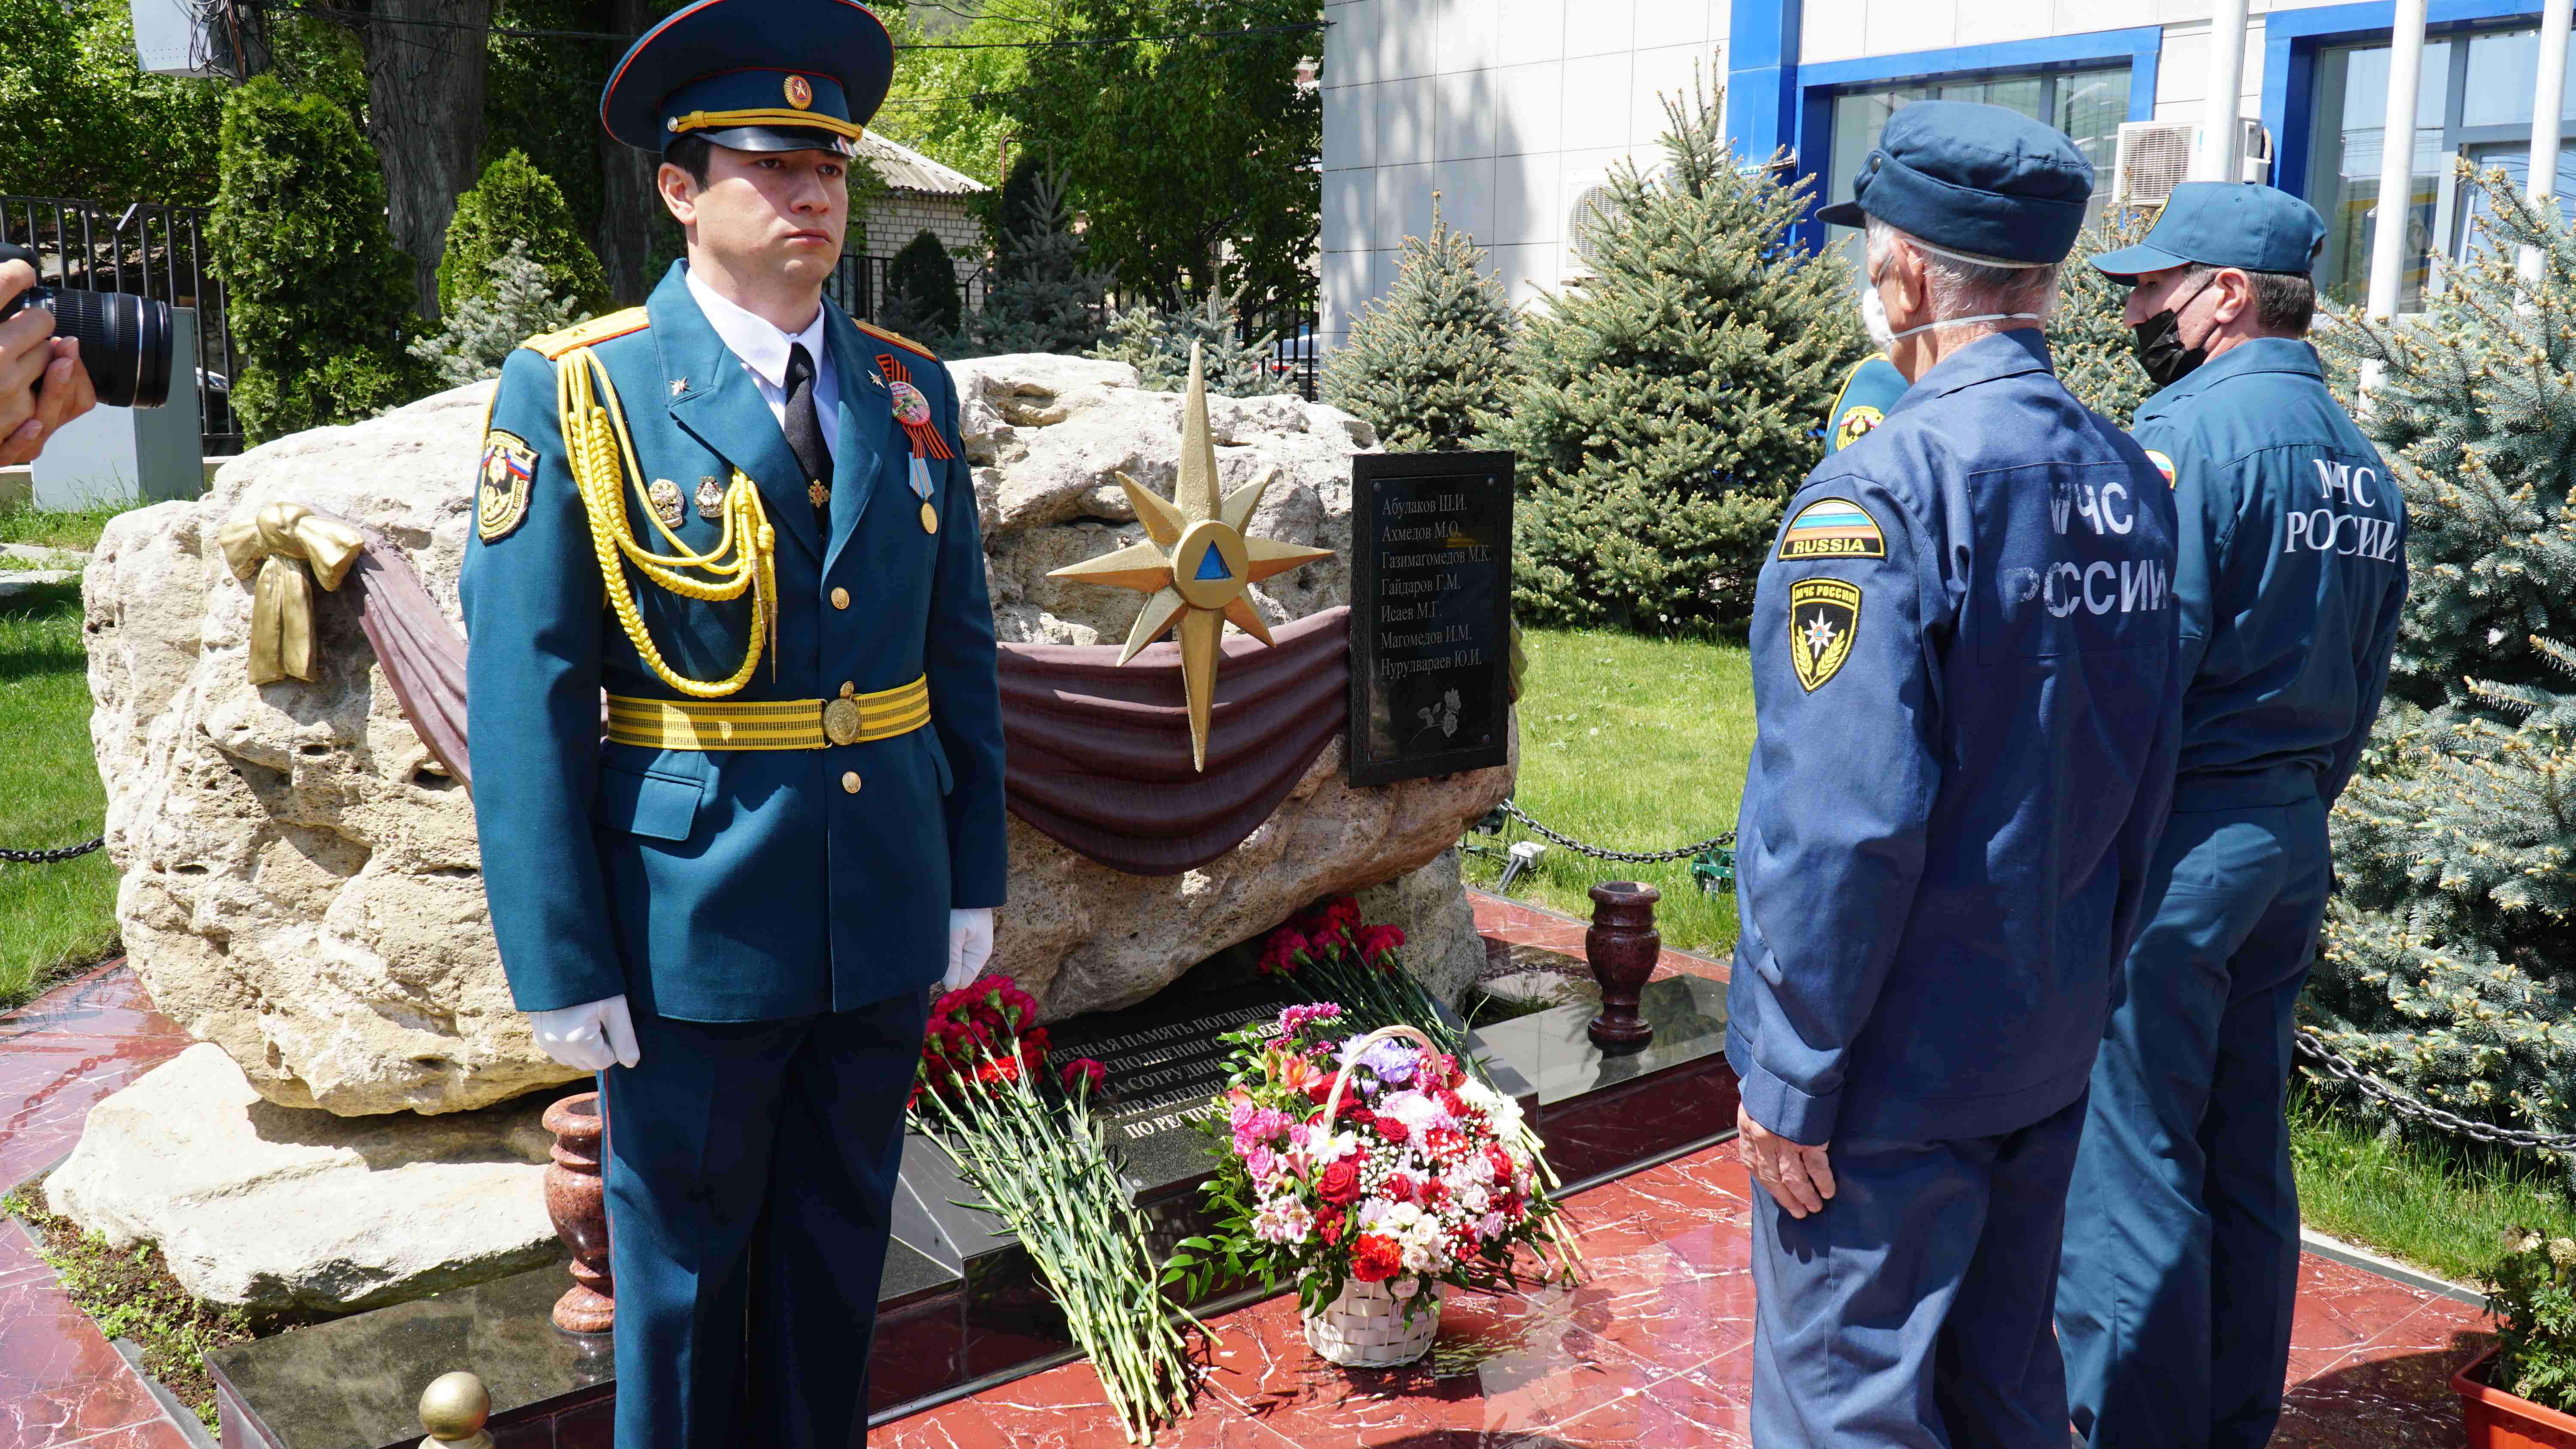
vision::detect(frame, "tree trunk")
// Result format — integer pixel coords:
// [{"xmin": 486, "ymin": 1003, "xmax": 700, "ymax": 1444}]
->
[
  {"xmin": 359, "ymin": 0, "xmax": 492, "ymax": 321},
  {"xmin": 592, "ymin": 0, "xmax": 662, "ymax": 305}
]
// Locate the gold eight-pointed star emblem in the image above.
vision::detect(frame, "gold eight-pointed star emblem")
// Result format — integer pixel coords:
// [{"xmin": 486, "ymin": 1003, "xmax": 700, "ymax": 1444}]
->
[{"xmin": 1046, "ymin": 343, "xmax": 1331, "ymax": 771}]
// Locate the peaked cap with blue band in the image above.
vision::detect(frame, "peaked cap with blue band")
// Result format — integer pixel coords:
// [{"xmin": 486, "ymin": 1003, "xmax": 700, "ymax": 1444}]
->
[
  {"xmin": 601, "ymin": 0, "xmax": 893, "ymax": 155},
  {"xmin": 1815, "ymin": 100, "xmax": 2096, "ymax": 265},
  {"xmin": 2089, "ymin": 181, "xmax": 2328, "ymax": 279}
]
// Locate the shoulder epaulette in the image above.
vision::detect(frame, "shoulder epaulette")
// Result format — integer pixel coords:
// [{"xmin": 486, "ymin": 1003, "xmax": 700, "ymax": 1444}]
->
[
  {"xmin": 524, "ymin": 307, "xmax": 650, "ymax": 360},
  {"xmin": 854, "ymin": 318, "xmax": 938, "ymax": 361}
]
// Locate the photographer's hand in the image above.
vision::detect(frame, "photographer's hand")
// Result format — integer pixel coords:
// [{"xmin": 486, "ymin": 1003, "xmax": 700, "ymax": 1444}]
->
[{"xmin": 0, "ymin": 260, "xmax": 96, "ymax": 467}]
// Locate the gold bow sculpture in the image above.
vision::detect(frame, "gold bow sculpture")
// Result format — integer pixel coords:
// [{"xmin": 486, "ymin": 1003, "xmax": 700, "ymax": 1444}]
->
[{"xmin": 217, "ymin": 500, "xmax": 367, "ymax": 685}]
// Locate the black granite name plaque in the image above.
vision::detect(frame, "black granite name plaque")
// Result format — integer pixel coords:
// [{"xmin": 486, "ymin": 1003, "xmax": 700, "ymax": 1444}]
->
[
  {"xmin": 1042, "ymin": 948, "xmax": 1303, "ymax": 1191},
  {"xmin": 1347, "ymin": 450, "xmax": 1514, "ymax": 787}
]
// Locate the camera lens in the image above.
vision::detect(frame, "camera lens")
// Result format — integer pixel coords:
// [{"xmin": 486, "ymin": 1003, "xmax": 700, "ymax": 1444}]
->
[{"xmin": 32, "ymin": 288, "xmax": 173, "ymax": 410}]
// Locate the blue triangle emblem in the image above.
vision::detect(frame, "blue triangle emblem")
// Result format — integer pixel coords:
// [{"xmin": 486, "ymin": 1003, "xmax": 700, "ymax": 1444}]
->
[{"xmin": 1194, "ymin": 549, "xmax": 1233, "ymax": 582}]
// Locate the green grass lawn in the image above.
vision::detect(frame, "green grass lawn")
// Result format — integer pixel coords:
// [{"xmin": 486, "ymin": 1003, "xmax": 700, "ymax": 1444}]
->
[
  {"xmin": 0, "ymin": 504, "xmax": 133, "ymax": 1010},
  {"xmin": 1464, "ymin": 627, "xmax": 1754, "ymax": 957},
  {"xmin": 2290, "ymin": 1082, "xmax": 2576, "ymax": 1288}
]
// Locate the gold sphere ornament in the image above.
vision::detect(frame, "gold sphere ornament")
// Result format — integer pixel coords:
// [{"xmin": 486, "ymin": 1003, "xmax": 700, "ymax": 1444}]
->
[
  {"xmin": 417, "ymin": 1370, "xmax": 495, "ymax": 1449},
  {"xmin": 1045, "ymin": 342, "xmax": 1330, "ymax": 771}
]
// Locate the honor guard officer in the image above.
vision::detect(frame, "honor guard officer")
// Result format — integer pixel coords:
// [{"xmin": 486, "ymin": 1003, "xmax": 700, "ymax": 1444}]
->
[
  {"xmin": 458, "ymin": 0, "xmax": 1008, "ymax": 1443},
  {"xmin": 1728, "ymin": 100, "xmax": 2183, "ymax": 1449},
  {"xmin": 2056, "ymin": 183, "xmax": 2407, "ymax": 1449}
]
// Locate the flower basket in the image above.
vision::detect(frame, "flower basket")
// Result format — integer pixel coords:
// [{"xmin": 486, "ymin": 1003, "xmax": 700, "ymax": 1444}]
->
[
  {"xmin": 1305, "ymin": 1273, "xmax": 1441, "ymax": 1368},
  {"xmin": 2455, "ymin": 1346, "xmax": 2576, "ymax": 1449}
]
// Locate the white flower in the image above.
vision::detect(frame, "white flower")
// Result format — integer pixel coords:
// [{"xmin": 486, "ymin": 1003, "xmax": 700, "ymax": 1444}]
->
[
  {"xmin": 1478, "ymin": 1211, "xmax": 1505, "ymax": 1238},
  {"xmin": 1391, "ymin": 1276, "xmax": 1420, "ymax": 1300},
  {"xmin": 1251, "ymin": 1195, "xmax": 1314, "ymax": 1245},
  {"xmin": 1376, "ymin": 1090, "xmax": 1443, "ymax": 1133},
  {"xmin": 1400, "ymin": 1237, "xmax": 1449, "ymax": 1273},
  {"xmin": 1458, "ymin": 1183, "xmax": 1492, "ymax": 1215}
]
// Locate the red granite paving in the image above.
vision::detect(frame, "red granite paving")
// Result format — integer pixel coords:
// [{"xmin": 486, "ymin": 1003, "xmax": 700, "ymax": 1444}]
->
[
  {"xmin": 0, "ymin": 948, "xmax": 2501, "ymax": 1449},
  {"xmin": 0, "ymin": 962, "xmax": 197, "ymax": 1449}
]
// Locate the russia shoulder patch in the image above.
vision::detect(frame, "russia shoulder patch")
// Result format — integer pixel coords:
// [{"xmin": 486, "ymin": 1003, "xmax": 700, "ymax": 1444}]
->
[
  {"xmin": 2144, "ymin": 449, "xmax": 2177, "ymax": 487},
  {"xmin": 1779, "ymin": 497, "xmax": 1886, "ymax": 561},
  {"xmin": 478, "ymin": 429, "xmax": 536, "ymax": 542},
  {"xmin": 1788, "ymin": 579, "xmax": 1861, "ymax": 693}
]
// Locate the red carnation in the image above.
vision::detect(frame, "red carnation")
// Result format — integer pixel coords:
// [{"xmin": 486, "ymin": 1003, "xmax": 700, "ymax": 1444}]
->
[
  {"xmin": 1318, "ymin": 1159, "xmax": 1362, "ymax": 1206},
  {"xmin": 1060, "ymin": 1058, "xmax": 1106, "ymax": 1094},
  {"xmin": 1436, "ymin": 1089, "xmax": 1466, "ymax": 1116},
  {"xmin": 1316, "ymin": 1205, "xmax": 1346, "ymax": 1245},
  {"xmin": 1322, "ymin": 896, "xmax": 1361, "ymax": 928},
  {"xmin": 1356, "ymin": 923, "xmax": 1406, "ymax": 967},
  {"xmin": 1350, "ymin": 1233, "xmax": 1402, "ymax": 1282}
]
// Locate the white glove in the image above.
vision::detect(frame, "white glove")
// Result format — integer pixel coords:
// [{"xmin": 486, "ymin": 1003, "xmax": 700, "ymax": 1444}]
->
[
  {"xmin": 528, "ymin": 994, "xmax": 641, "ymax": 1071},
  {"xmin": 945, "ymin": 908, "xmax": 994, "ymax": 991}
]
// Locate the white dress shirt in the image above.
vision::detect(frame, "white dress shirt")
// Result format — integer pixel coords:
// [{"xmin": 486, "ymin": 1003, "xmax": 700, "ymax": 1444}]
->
[{"xmin": 683, "ymin": 265, "xmax": 838, "ymax": 464}]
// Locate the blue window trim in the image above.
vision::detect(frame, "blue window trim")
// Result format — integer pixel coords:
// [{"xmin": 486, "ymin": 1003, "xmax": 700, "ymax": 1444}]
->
[
  {"xmin": 1768, "ymin": 27, "xmax": 2163, "ymax": 252},
  {"xmin": 2263, "ymin": 0, "xmax": 2544, "ymax": 200}
]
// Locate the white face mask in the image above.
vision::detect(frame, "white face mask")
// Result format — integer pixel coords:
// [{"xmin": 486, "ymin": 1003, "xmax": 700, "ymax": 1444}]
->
[{"xmin": 1859, "ymin": 279, "xmax": 1896, "ymax": 352}]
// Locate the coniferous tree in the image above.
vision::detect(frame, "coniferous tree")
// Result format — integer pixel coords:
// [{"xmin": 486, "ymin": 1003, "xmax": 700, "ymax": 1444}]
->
[
  {"xmin": 437, "ymin": 150, "xmax": 609, "ymax": 319},
  {"xmin": 883, "ymin": 230, "xmax": 963, "ymax": 346},
  {"xmin": 1321, "ymin": 195, "xmax": 1518, "ymax": 452},
  {"xmin": 1090, "ymin": 291, "xmax": 1294, "ymax": 396},
  {"xmin": 1487, "ymin": 79, "xmax": 1865, "ymax": 634},
  {"xmin": 2050, "ymin": 212, "xmax": 2157, "ymax": 426},
  {"xmin": 965, "ymin": 170, "xmax": 1111, "ymax": 356},
  {"xmin": 2303, "ymin": 162, "xmax": 2576, "ymax": 1146},
  {"xmin": 409, "ymin": 241, "xmax": 587, "ymax": 387},
  {"xmin": 209, "ymin": 77, "xmax": 425, "ymax": 443}
]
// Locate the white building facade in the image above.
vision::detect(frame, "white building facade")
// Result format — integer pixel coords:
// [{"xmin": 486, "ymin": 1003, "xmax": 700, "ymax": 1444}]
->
[{"xmin": 1318, "ymin": 0, "xmax": 2576, "ymax": 352}]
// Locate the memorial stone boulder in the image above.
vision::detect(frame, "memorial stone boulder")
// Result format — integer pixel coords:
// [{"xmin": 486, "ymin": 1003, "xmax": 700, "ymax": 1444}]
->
[{"xmin": 83, "ymin": 352, "xmax": 1512, "ymax": 1121}]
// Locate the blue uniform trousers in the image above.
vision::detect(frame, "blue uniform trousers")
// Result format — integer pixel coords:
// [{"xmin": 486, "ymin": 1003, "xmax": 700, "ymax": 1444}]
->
[
  {"xmin": 2057, "ymin": 797, "xmax": 2331, "ymax": 1449},
  {"xmin": 1750, "ymin": 1092, "xmax": 2088, "ymax": 1449},
  {"xmin": 598, "ymin": 989, "xmax": 929, "ymax": 1449}
]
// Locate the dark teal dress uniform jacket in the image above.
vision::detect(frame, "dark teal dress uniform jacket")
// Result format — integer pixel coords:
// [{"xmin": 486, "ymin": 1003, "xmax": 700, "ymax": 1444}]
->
[
  {"xmin": 461, "ymin": 262, "xmax": 1008, "ymax": 1024},
  {"xmin": 2058, "ymin": 338, "xmax": 2407, "ymax": 1449},
  {"xmin": 1728, "ymin": 330, "xmax": 2184, "ymax": 1449},
  {"xmin": 459, "ymin": 262, "xmax": 1006, "ymax": 1449}
]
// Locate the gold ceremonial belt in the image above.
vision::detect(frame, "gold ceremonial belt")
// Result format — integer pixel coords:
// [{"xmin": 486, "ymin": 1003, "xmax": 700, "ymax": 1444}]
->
[{"xmin": 605, "ymin": 677, "xmax": 930, "ymax": 751}]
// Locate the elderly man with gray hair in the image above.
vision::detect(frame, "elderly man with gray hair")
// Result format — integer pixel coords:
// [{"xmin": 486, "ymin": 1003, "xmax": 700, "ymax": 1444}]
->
[{"xmin": 1725, "ymin": 99, "xmax": 2184, "ymax": 1447}]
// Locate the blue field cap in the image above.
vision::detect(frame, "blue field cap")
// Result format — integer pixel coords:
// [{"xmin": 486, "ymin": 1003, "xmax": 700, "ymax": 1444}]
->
[
  {"xmin": 601, "ymin": 0, "xmax": 893, "ymax": 155},
  {"xmin": 2089, "ymin": 182, "xmax": 2328, "ymax": 278},
  {"xmin": 1815, "ymin": 100, "xmax": 2096, "ymax": 265}
]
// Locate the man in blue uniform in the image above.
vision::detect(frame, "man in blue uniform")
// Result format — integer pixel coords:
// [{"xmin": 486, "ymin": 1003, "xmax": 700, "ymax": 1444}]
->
[
  {"xmin": 2056, "ymin": 182, "xmax": 2408, "ymax": 1449},
  {"xmin": 1728, "ymin": 100, "xmax": 2182, "ymax": 1448},
  {"xmin": 458, "ymin": 1, "xmax": 1008, "ymax": 1442}
]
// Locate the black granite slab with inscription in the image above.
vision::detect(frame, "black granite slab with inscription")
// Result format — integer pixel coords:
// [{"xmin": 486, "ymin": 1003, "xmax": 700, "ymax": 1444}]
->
[{"xmin": 1348, "ymin": 450, "xmax": 1515, "ymax": 787}]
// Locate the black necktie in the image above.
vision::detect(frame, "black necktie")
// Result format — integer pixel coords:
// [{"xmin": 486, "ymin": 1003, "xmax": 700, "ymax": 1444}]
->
[{"xmin": 782, "ymin": 343, "xmax": 831, "ymax": 507}]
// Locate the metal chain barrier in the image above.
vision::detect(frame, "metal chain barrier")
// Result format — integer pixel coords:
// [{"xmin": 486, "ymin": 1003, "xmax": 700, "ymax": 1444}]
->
[
  {"xmin": 0, "ymin": 835, "xmax": 106, "ymax": 864},
  {"xmin": 2295, "ymin": 1027, "xmax": 2576, "ymax": 1152},
  {"xmin": 1496, "ymin": 799, "xmax": 1735, "ymax": 864}
]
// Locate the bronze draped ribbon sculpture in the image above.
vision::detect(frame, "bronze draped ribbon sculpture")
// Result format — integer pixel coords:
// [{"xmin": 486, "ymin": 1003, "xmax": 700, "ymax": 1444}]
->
[{"xmin": 220, "ymin": 501, "xmax": 1355, "ymax": 876}]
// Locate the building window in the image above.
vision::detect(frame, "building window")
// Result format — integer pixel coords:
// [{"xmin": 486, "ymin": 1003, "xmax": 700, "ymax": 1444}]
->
[
  {"xmin": 1822, "ymin": 64, "xmax": 2129, "ymax": 267},
  {"xmin": 2307, "ymin": 27, "xmax": 2576, "ymax": 312}
]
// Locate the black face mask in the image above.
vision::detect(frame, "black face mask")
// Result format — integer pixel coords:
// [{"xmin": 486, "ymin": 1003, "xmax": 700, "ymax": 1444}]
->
[{"xmin": 2132, "ymin": 277, "xmax": 2216, "ymax": 390}]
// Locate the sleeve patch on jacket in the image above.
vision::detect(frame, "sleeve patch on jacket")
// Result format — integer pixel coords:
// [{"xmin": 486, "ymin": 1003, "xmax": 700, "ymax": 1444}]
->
[
  {"xmin": 2144, "ymin": 449, "xmax": 2176, "ymax": 487},
  {"xmin": 1832, "ymin": 404, "xmax": 1884, "ymax": 451},
  {"xmin": 478, "ymin": 430, "xmax": 536, "ymax": 542},
  {"xmin": 1789, "ymin": 578, "xmax": 1862, "ymax": 692},
  {"xmin": 1779, "ymin": 498, "xmax": 1886, "ymax": 561}
]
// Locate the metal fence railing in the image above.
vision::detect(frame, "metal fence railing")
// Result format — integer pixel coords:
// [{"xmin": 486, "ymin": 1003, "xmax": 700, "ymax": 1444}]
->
[{"xmin": 0, "ymin": 194, "xmax": 244, "ymax": 456}]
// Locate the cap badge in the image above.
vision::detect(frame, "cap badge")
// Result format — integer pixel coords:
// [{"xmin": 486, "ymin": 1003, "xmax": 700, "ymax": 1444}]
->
[
  {"xmin": 889, "ymin": 379, "xmax": 932, "ymax": 427},
  {"xmin": 784, "ymin": 74, "xmax": 814, "ymax": 110}
]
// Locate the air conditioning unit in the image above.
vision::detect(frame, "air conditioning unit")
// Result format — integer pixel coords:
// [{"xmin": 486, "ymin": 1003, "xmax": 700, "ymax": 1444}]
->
[
  {"xmin": 2112, "ymin": 117, "xmax": 2275, "ymax": 209},
  {"xmin": 1561, "ymin": 176, "xmax": 1617, "ymax": 283}
]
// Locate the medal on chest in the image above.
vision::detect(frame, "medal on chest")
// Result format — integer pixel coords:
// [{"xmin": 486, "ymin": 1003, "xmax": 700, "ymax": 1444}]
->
[{"xmin": 880, "ymin": 357, "xmax": 954, "ymax": 534}]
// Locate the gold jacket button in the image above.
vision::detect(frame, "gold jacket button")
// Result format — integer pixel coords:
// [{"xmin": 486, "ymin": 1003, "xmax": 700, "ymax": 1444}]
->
[
  {"xmin": 831, "ymin": 587, "xmax": 849, "ymax": 609},
  {"xmin": 841, "ymin": 771, "xmax": 862, "ymax": 794}
]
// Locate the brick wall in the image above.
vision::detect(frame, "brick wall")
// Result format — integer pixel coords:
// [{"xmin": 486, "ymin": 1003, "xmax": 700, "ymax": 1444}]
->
[{"xmin": 861, "ymin": 190, "xmax": 985, "ymax": 289}]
